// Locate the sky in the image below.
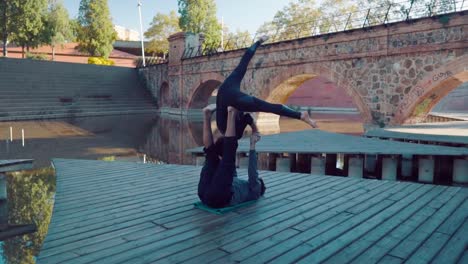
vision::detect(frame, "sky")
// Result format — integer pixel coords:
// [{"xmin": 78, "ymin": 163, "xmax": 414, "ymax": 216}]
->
[{"xmin": 63, "ymin": 0, "xmax": 294, "ymax": 39}]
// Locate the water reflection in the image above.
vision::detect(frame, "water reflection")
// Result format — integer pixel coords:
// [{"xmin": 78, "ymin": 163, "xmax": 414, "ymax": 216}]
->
[{"xmin": 2, "ymin": 168, "xmax": 54, "ymax": 264}]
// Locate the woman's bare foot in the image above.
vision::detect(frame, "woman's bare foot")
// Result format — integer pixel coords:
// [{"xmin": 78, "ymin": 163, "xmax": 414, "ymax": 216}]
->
[
  {"xmin": 301, "ymin": 111, "xmax": 318, "ymax": 128},
  {"xmin": 258, "ymin": 35, "xmax": 270, "ymax": 44},
  {"xmin": 227, "ymin": 106, "xmax": 238, "ymax": 114},
  {"xmin": 203, "ymin": 104, "xmax": 216, "ymax": 118}
]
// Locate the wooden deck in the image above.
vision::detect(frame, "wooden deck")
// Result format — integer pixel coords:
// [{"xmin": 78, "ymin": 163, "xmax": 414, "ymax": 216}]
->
[
  {"xmin": 365, "ymin": 122, "xmax": 468, "ymax": 146},
  {"xmin": 0, "ymin": 159, "xmax": 33, "ymax": 172},
  {"xmin": 38, "ymin": 159, "xmax": 468, "ymax": 264},
  {"xmin": 186, "ymin": 130, "xmax": 468, "ymax": 155}
]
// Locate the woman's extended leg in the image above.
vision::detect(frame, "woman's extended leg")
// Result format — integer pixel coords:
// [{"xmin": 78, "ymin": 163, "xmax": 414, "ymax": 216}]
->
[
  {"xmin": 234, "ymin": 94, "xmax": 318, "ymax": 128},
  {"xmin": 216, "ymin": 36, "xmax": 269, "ymax": 135}
]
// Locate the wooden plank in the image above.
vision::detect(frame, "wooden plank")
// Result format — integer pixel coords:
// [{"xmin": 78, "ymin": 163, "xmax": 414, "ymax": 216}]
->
[
  {"xmin": 39, "ymin": 222, "xmax": 162, "ymax": 259},
  {"xmin": 179, "ymin": 249, "xmax": 229, "ymax": 264},
  {"xmin": 37, "ymin": 159, "xmax": 467, "ymax": 264},
  {"xmin": 0, "ymin": 159, "xmax": 33, "ymax": 172},
  {"xmin": 43, "ymin": 170, "xmax": 304, "ymax": 255},
  {"xmin": 51, "ymin": 170, "xmax": 283, "ymax": 228},
  {"xmin": 75, "ymin": 173, "xmax": 369, "ymax": 264},
  {"xmin": 456, "ymin": 249, "xmax": 468, "ymax": 264},
  {"xmin": 405, "ymin": 231, "xmax": 451, "ymax": 264},
  {"xmin": 274, "ymin": 185, "xmax": 436, "ymax": 264},
  {"xmin": 239, "ymin": 183, "xmax": 419, "ymax": 264},
  {"xmin": 209, "ymin": 228, "xmax": 301, "ymax": 264},
  {"xmin": 324, "ymin": 187, "xmax": 447, "ymax": 263},
  {"xmin": 83, "ymin": 175, "xmax": 359, "ymax": 264},
  {"xmin": 49, "ymin": 170, "xmax": 286, "ymax": 234},
  {"xmin": 387, "ymin": 190, "xmax": 467, "ymax": 260},
  {"xmin": 431, "ymin": 220, "xmax": 468, "ymax": 264},
  {"xmin": 40, "ymin": 166, "xmax": 328, "ymax": 260},
  {"xmin": 379, "ymin": 255, "xmax": 404, "ymax": 264},
  {"xmin": 151, "ymin": 181, "xmax": 389, "ymax": 263},
  {"xmin": 365, "ymin": 124, "xmax": 468, "ymax": 145},
  {"xmin": 324, "ymin": 186, "xmax": 459, "ymax": 264}
]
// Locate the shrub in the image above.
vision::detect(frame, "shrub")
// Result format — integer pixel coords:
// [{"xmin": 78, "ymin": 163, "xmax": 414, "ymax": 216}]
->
[
  {"xmin": 88, "ymin": 57, "xmax": 115, "ymax": 66},
  {"xmin": 26, "ymin": 52, "xmax": 49, "ymax": 60}
]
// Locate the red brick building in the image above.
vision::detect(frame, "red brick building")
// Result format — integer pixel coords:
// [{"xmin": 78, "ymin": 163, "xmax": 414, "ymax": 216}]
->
[{"xmin": 1, "ymin": 42, "xmax": 137, "ymax": 67}]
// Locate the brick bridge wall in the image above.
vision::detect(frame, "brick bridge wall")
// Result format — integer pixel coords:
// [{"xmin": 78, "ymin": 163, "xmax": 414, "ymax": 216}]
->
[{"xmin": 139, "ymin": 11, "xmax": 468, "ymax": 127}]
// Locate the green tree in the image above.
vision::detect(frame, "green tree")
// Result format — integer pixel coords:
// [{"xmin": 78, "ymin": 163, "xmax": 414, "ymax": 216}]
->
[
  {"xmin": 256, "ymin": 0, "xmax": 359, "ymax": 41},
  {"xmin": 43, "ymin": 0, "xmax": 72, "ymax": 60},
  {"xmin": 68, "ymin": 18, "xmax": 80, "ymax": 41},
  {"xmin": 223, "ymin": 28, "xmax": 252, "ymax": 51},
  {"xmin": 177, "ymin": 0, "xmax": 222, "ymax": 49},
  {"xmin": 0, "ymin": 0, "xmax": 10, "ymax": 56},
  {"xmin": 144, "ymin": 10, "xmax": 181, "ymax": 58},
  {"xmin": 77, "ymin": 0, "xmax": 117, "ymax": 58},
  {"xmin": 317, "ymin": 0, "xmax": 358, "ymax": 33},
  {"xmin": 8, "ymin": 0, "xmax": 48, "ymax": 57}
]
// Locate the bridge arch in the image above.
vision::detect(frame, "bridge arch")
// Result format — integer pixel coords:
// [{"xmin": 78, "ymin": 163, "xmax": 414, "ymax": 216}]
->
[
  {"xmin": 187, "ymin": 73, "xmax": 224, "ymax": 109},
  {"xmin": 256, "ymin": 64, "xmax": 372, "ymax": 130},
  {"xmin": 393, "ymin": 55, "xmax": 468, "ymax": 124}
]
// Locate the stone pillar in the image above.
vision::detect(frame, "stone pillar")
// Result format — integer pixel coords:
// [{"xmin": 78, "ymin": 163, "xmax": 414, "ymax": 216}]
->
[
  {"xmin": 195, "ymin": 156, "xmax": 205, "ymax": 167},
  {"xmin": 382, "ymin": 155, "xmax": 398, "ymax": 181},
  {"xmin": 297, "ymin": 154, "xmax": 311, "ymax": 173},
  {"xmin": 418, "ymin": 156, "xmax": 435, "ymax": 183},
  {"xmin": 401, "ymin": 154, "xmax": 413, "ymax": 178},
  {"xmin": 276, "ymin": 156, "xmax": 291, "ymax": 172},
  {"xmin": 168, "ymin": 32, "xmax": 186, "ymax": 110},
  {"xmin": 311, "ymin": 155, "xmax": 326, "ymax": 175},
  {"xmin": 348, "ymin": 155, "xmax": 363, "ymax": 178},
  {"xmin": 365, "ymin": 154, "xmax": 377, "ymax": 175},
  {"xmin": 325, "ymin": 154, "xmax": 337, "ymax": 175},
  {"xmin": 268, "ymin": 153, "xmax": 279, "ymax": 171},
  {"xmin": 289, "ymin": 154, "xmax": 297, "ymax": 172},
  {"xmin": 453, "ymin": 157, "xmax": 468, "ymax": 184},
  {"xmin": 167, "ymin": 32, "xmax": 205, "ymax": 111}
]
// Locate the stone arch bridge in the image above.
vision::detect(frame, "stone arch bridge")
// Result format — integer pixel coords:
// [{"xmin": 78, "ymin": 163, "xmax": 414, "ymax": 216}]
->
[{"xmin": 139, "ymin": 11, "xmax": 467, "ymax": 128}]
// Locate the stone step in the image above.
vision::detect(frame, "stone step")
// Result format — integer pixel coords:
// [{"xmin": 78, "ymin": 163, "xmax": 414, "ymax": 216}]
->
[
  {"xmin": 0, "ymin": 84, "xmax": 142, "ymax": 90},
  {"xmin": 0, "ymin": 97, "xmax": 154, "ymax": 107},
  {"xmin": 0, "ymin": 108, "xmax": 157, "ymax": 122},
  {"xmin": 0, "ymin": 94, "xmax": 149, "ymax": 102},
  {"xmin": 0, "ymin": 106, "xmax": 155, "ymax": 118},
  {"xmin": 0, "ymin": 102, "xmax": 155, "ymax": 111}
]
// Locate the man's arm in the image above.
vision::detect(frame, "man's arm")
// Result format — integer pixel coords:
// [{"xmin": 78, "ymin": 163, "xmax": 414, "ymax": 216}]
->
[{"xmin": 248, "ymin": 132, "xmax": 261, "ymax": 189}]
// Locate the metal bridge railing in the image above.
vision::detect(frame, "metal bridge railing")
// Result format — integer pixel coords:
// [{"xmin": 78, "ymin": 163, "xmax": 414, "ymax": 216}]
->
[
  {"xmin": 182, "ymin": 0, "xmax": 467, "ymax": 59},
  {"xmin": 135, "ymin": 56, "xmax": 167, "ymax": 68}
]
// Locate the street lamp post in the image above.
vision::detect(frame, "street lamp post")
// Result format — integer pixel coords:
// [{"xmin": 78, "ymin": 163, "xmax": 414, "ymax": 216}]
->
[{"xmin": 137, "ymin": 0, "xmax": 146, "ymax": 67}]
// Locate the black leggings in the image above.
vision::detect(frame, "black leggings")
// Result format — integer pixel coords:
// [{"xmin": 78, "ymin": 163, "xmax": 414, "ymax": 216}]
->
[
  {"xmin": 216, "ymin": 41, "xmax": 301, "ymax": 135},
  {"xmin": 198, "ymin": 137, "xmax": 238, "ymax": 208}
]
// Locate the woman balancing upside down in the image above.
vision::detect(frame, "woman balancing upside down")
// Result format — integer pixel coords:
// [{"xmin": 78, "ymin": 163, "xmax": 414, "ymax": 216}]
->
[{"xmin": 215, "ymin": 35, "xmax": 318, "ymax": 138}]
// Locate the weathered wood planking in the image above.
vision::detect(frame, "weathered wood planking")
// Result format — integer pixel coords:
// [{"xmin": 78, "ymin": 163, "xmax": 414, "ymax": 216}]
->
[
  {"xmin": 0, "ymin": 159, "xmax": 33, "ymax": 172},
  {"xmin": 37, "ymin": 159, "xmax": 468, "ymax": 264},
  {"xmin": 186, "ymin": 130, "xmax": 468, "ymax": 155},
  {"xmin": 365, "ymin": 125, "xmax": 468, "ymax": 145}
]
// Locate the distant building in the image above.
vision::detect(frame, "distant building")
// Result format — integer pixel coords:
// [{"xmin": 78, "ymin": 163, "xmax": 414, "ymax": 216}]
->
[
  {"xmin": 114, "ymin": 25, "xmax": 140, "ymax": 41},
  {"xmin": 113, "ymin": 40, "xmax": 151, "ymax": 56}
]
